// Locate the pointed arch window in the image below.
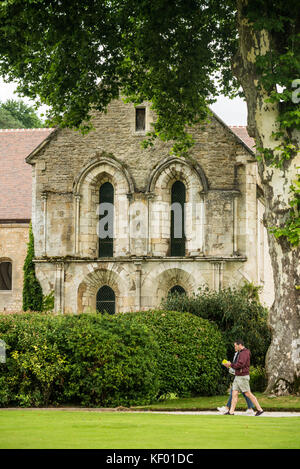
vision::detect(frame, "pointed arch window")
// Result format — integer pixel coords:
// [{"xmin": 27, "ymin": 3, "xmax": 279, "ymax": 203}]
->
[
  {"xmin": 171, "ymin": 181, "xmax": 186, "ymax": 256},
  {"xmin": 96, "ymin": 285, "xmax": 116, "ymax": 315},
  {"xmin": 98, "ymin": 182, "xmax": 114, "ymax": 257}
]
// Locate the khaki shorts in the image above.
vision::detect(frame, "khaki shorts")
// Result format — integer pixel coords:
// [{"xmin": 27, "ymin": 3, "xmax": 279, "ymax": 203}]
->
[{"xmin": 232, "ymin": 375, "xmax": 251, "ymax": 393}]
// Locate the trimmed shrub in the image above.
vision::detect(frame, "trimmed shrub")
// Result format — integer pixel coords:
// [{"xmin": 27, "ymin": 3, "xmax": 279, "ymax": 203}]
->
[
  {"xmin": 0, "ymin": 310, "xmax": 229, "ymax": 406},
  {"xmin": 58, "ymin": 313, "xmax": 160, "ymax": 407},
  {"xmin": 0, "ymin": 312, "xmax": 159, "ymax": 407},
  {"xmin": 161, "ymin": 285, "xmax": 271, "ymax": 367},
  {"xmin": 119, "ymin": 310, "xmax": 228, "ymax": 397}
]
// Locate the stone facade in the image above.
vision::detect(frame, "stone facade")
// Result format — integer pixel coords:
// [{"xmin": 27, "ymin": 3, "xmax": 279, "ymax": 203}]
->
[
  {"xmin": 24, "ymin": 99, "xmax": 274, "ymax": 314},
  {"xmin": 0, "ymin": 223, "xmax": 29, "ymax": 311}
]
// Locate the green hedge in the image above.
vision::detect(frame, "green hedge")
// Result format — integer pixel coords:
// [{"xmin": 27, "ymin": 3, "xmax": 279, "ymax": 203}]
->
[
  {"xmin": 0, "ymin": 312, "xmax": 159, "ymax": 407},
  {"xmin": 0, "ymin": 310, "xmax": 228, "ymax": 407},
  {"xmin": 161, "ymin": 285, "xmax": 271, "ymax": 367},
  {"xmin": 119, "ymin": 310, "xmax": 228, "ymax": 397}
]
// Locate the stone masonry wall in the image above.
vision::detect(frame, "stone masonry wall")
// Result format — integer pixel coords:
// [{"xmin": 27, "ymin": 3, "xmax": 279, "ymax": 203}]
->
[
  {"xmin": 31, "ymin": 100, "xmax": 249, "ymax": 194},
  {"xmin": 28, "ymin": 99, "xmax": 273, "ymax": 314},
  {"xmin": 0, "ymin": 224, "xmax": 29, "ymax": 311},
  {"xmin": 30, "ymin": 100, "xmax": 253, "ymax": 259}
]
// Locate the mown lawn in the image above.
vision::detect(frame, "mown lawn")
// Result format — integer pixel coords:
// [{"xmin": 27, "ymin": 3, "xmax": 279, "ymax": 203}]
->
[
  {"xmin": 0, "ymin": 409, "xmax": 300, "ymax": 449},
  {"xmin": 132, "ymin": 393, "xmax": 300, "ymax": 411}
]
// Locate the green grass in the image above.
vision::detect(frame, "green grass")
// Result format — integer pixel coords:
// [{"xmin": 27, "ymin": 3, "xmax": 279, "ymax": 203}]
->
[
  {"xmin": 0, "ymin": 410, "xmax": 300, "ymax": 449},
  {"xmin": 132, "ymin": 393, "xmax": 300, "ymax": 411}
]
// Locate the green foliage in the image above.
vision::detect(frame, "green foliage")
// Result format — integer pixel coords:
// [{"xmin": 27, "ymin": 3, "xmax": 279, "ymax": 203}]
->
[
  {"xmin": 0, "ymin": 106, "xmax": 24, "ymax": 128},
  {"xmin": 0, "ymin": 313, "xmax": 65, "ymax": 406},
  {"xmin": 244, "ymin": 1, "xmax": 300, "ymax": 247},
  {"xmin": 0, "ymin": 99, "xmax": 44, "ymax": 128},
  {"xmin": 119, "ymin": 310, "xmax": 228, "ymax": 397},
  {"xmin": 0, "ymin": 312, "xmax": 160, "ymax": 407},
  {"xmin": 22, "ymin": 223, "xmax": 44, "ymax": 312},
  {"xmin": 0, "ymin": 0, "xmax": 238, "ymax": 151},
  {"xmin": 58, "ymin": 313, "xmax": 160, "ymax": 407},
  {"xmin": 22, "ymin": 226, "xmax": 55, "ymax": 312},
  {"xmin": 249, "ymin": 366, "xmax": 268, "ymax": 393},
  {"xmin": 0, "ymin": 2, "xmax": 297, "ymax": 251},
  {"xmin": 42, "ymin": 291, "xmax": 55, "ymax": 312},
  {"xmin": 269, "ymin": 172, "xmax": 300, "ymax": 246},
  {"xmin": 0, "ymin": 310, "xmax": 228, "ymax": 407},
  {"xmin": 161, "ymin": 284, "xmax": 271, "ymax": 368},
  {"xmin": 0, "ymin": 1, "xmax": 298, "ymax": 247}
]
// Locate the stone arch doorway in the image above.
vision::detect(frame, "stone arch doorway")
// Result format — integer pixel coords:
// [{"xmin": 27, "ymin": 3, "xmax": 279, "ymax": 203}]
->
[
  {"xmin": 96, "ymin": 285, "xmax": 116, "ymax": 315},
  {"xmin": 77, "ymin": 268, "xmax": 121, "ymax": 313},
  {"xmin": 77, "ymin": 265, "xmax": 134, "ymax": 313},
  {"xmin": 168, "ymin": 285, "xmax": 186, "ymax": 296},
  {"xmin": 151, "ymin": 267, "xmax": 198, "ymax": 306}
]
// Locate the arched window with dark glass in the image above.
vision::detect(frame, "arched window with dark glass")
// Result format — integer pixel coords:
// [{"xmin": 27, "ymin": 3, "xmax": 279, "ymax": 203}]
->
[
  {"xmin": 171, "ymin": 181, "xmax": 186, "ymax": 256},
  {"xmin": 96, "ymin": 285, "xmax": 115, "ymax": 315},
  {"xmin": 0, "ymin": 261, "xmax": 12, "ymax": 290},
  {"xmin": 98, "ymin": 182, "xmax": 114, "ymax": 257},
  {"xmin": 168, "ymin": 285, "xmax": 186, "ymax": 296}
]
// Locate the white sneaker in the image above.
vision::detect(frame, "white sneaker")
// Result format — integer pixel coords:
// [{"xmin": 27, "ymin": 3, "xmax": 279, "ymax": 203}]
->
[
  {"xmin": 245, "ymin": 408, "xmax": 255, "ymax": 415},
  {"xmin": 217, "ymin": 406, "xmax": 228, "ymax": 413}
]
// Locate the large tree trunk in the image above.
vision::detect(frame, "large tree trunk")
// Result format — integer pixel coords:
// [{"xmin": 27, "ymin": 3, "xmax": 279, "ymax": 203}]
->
[{"xmin": 233, "ymin": 1, "xmax": 300, "ymax": 394}]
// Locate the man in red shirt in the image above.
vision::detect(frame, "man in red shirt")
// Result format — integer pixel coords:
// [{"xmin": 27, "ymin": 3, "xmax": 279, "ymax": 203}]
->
[{"xmin": 223, "ymin": 339, "xmax": 264, "ymax": 416}]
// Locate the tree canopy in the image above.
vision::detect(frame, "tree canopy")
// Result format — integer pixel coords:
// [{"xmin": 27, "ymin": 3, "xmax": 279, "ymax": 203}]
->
[
  {"xmin": 0, "ymin": 1, "xmax": 298, "ymax": 151},
  {"xmin": 0, "ymin": 0, "xmax": 298, "ymax": 243},
  {"xmin": 0, "ymin": 0, "xmax": 299, "ymax": 393},
  {"xmin": 0, "ymin": 1, "xmax": 239, "ymax": 140},
  {"xmin": 0, "ymin": 105, "xmax": 24, "ymax": 128},
  {"xmin": 0, "ymin": 99, "xmax": 45, "ymax": 128}
]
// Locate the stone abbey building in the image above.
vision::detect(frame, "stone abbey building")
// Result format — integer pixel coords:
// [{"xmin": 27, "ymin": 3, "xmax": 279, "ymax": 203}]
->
[{"xmin": 0, "ymin": 100, "xmax": 274, "ymax": 313}]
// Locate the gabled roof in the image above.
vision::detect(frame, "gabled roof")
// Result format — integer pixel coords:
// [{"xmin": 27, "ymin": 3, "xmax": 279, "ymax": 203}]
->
[
  {"xmin": 208, "ymin": 109, "xmax": 255, "ymax": 154},
  {"xmin": 25, "ymin": 127, "xmax": 57, "ymax": 164},
  {"xmin": 229, "ymin": 126, "xmax": 256, "ymax": 153},
  {"xmin": 0, "ymin": 128, "xmax": 53, "ymax": 221},
  {"xmin": 0, "ymin": 118, "xmax": 255, "ymax": 222}
]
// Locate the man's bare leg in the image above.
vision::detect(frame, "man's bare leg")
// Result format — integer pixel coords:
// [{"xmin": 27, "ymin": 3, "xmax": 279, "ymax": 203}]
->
[
  {"xmin": 244, "ymin": 391, "xmax": 263, "ymax": 412},
  {"xmin": 229, "ymin": 390, "xmax": 239, "ymax": 414}
]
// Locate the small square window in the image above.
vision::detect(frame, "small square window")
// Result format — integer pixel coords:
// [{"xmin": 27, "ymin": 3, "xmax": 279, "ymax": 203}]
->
[
  {"xmin": 0, "ymin": 262, "xmax": 12, "ymax": 290},
  {"xmin": 135, "ymin": 108, "xmax": 146, "ymax": 131}
]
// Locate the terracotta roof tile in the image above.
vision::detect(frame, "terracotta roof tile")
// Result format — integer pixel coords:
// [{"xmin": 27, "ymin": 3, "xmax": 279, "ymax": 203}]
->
[
  {"xmin": 0, "ymin": 128, "xmax": 53, "ymax": 220},
  {"xmin": 229, "ymin": 126, "xmax": 256, "ymax": 152}
]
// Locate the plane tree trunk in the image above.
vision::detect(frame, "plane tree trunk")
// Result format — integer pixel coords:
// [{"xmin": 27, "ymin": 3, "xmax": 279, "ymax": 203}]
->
[{"xmin": 233, "ymin": 0, "xmax": 300, "ymax": 394}]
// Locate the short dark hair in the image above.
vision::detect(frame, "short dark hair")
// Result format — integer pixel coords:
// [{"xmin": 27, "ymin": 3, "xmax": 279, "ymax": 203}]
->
[{"xmin": 234, "ymin": 339, "xmax": 244, "ymax": 346}]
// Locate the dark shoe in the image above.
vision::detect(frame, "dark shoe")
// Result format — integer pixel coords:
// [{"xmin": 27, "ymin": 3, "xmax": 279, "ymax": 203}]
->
[
  {"xmin": 255, "ymin": 410, "xmax": 264, "ymax": 416},
  {"xmin": 224, "ymin": 411, "xmax": 234, "ymax": 415}
]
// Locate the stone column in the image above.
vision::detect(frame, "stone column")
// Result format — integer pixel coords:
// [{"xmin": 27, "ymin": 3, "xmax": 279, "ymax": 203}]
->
[
  {"xmin": 219, "ymin": 261, "xmax": 224, "ymax": 290},
  {"xmin": 54, "ymin": 262, "xmax": 65, "ymax": 313},
  {"xmin": 41, "ymin": 192, "xmax": 48, "ymax": 256},
  {"xmin": 134, "ymin": 262, "xmax": 142, "ymax": 311},
  {"xmin": 199, "ymin": 192, "xmax": 206, "ymax": 254},
  {"xmin": 74, "ymin": 193, "xmax": 81, "ymax": 255},
  {"xmin": 232, "ymin": 191, "xmax": 240, "ymax": 255},
  {"xmin": 146, "ymin": 193, "xmax": 155, "ymax": 255},
  {"xmin": 127, "ymin": 193, "xmax": 133, "ymax": 255},
  {"xmin": 213, "ymin": 262, "xmax": 223, "ymax": 291}
]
